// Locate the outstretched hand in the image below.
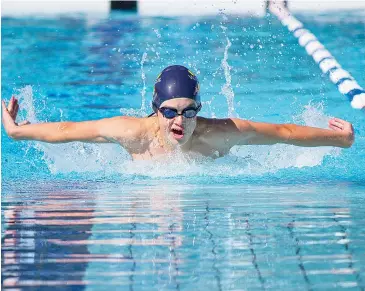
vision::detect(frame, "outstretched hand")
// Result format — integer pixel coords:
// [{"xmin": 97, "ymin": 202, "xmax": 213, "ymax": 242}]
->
[
  {"xmin": 2, "ymin": 96, "xmax": 30, "ymax": 137},
  {"xmin": 328, "ymin": 117, "xmax": 354, "ymax": 147}
]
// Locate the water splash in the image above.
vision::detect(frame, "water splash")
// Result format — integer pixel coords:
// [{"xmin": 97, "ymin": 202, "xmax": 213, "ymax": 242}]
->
[
  {"xmin": 140, "ymin": 52, "xmax": 148, "ymax": 112},
  {"xmin": 14, "ymin": 87, "xmax": 339, "ymax": 177},
  {"xmin": 153, "ymin": 28, "xmax": 161, "ymax": 38},
  {"xmin": 119, "ymin": 107, "xmax": 148, "ymax": 117},
  {"xmin": 294, "ymin": 102, "xmax": 328, "ymax": 128},
  {"xmin": 220, "ymin": 26, "xmax": 236, "ymax": 117},
  {"xmin": 120, "ymin": 53, "xmax": 149, "ymax": 118},
  {"xmin": 122, "ymin": 103, "xmax": 339, "ymax": 177},
  {"xmin": 16, "ymin": 86, "xmax": 130, "ymax": 175},
  {"xmin": 233, "ymin": 104, "xmax": 340, "ymax": 171},
  {"xmin": 16, "ymin": 86, "xmax": 37, "ymax": 123}
]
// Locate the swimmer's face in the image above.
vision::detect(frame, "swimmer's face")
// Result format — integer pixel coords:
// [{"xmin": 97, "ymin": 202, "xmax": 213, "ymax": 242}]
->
[{"xmin": 157, "ymin": 98, "xmax": 199, "ymax": 147}]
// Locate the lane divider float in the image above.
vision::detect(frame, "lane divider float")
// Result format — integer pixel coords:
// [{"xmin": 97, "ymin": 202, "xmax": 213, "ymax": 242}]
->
[{"xmin": 268, "ymin": 0, "xmax": 365, "ymax": 110}]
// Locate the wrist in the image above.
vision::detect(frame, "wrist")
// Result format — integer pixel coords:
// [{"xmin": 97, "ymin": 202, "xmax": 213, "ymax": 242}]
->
[
  {"xmin": 8, "ymin": 126, "xmax": 22, "ymax": 140},
  {"xmin": 340, "ymin": 132, "xmax": 354, "ymax": 148}
]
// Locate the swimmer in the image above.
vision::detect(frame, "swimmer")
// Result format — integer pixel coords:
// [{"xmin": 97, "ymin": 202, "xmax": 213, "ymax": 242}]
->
[{"xmin": 2, "ymin": 65, "xmax": 354, "ymax": 160}]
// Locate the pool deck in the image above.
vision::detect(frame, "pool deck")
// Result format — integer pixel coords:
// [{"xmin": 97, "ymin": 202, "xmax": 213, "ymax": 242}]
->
[{"xmin": 2, "ymin": 0, "xmax": 365, "ymax": 17}]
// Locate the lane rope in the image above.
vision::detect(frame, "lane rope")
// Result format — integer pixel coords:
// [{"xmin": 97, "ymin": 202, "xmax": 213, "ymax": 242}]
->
[{"xmin": 268, "ymin": 0, "xmax": 365, "ymax": 110}]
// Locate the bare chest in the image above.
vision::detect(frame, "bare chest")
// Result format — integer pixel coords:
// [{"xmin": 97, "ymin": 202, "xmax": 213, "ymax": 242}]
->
[
  {"xmin": 130, "ymin": 138, "xmax": 227, "ymax": 161},
  {"xmin": 190, "ymin": 139, "xmax": 228, "ymax": 158}
]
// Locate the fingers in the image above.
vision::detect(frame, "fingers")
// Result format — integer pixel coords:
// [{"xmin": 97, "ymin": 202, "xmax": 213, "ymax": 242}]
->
[
  {"xmin": 329, "ymin": 124, "xmax": 341, "ymax": 132},
  {"xmin": 7, "ymin": 96, "xmax": 19, "ymax": 116},
  {"xmin": 329, "ymin": 118, "xmax": 345, "ymax": 130},
  {"xmin": 1, "ymin": 100, "xmax": 7, "ymax": 111},
  {"xmin": 3, "ymin": 96, "xmax": 21, "ymax": 119},
  {"xmin": 3, "ymin": 97, "xmax": 22, "ymax": 123},
  {"xmin": 13, "ymin": 98, "xmax": 18, "ymax": 114},
  {"xmin": 13, "ymin": 103, "xmax": 19, "ymax": 119},
  {"xmin": 7, "ymin": 96, "xmax": 14, "ymax": 112}
]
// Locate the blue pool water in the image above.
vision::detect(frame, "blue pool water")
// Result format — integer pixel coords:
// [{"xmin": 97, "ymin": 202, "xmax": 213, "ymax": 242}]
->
[{"xmin": 2, "ymin": 10, "xmax": 365, "ymax": 290}]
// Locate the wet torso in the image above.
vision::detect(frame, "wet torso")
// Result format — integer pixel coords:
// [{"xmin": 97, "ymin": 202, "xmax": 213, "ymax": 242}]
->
[{"xmin": 122, "ymin": 117, "xmax": 231, "ymax": 160}]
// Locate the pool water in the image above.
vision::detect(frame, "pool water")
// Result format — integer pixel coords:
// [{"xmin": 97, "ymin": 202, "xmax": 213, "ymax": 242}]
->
[{"xmin": 2, "ymin": 10, "xmax": 365, "ymax": 290}]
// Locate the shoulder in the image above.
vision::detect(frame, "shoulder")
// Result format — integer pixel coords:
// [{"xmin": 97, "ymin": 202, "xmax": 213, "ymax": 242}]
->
[
  {"xmin": 196, "ymin": 117, "xmax": 252, "ymax": 135},
  {"xmin": 194, "ymin": 117, "xmax": 255, "ymax": 151},
  {"xmin": 98, "ymin": 115, "xmax": 156, "ymax": 142}
]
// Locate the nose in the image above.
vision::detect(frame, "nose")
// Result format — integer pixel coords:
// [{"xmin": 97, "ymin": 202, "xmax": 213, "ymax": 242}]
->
[{"xmin": 174, "ymin": 114, "xmax": 184, "ymax": 125}]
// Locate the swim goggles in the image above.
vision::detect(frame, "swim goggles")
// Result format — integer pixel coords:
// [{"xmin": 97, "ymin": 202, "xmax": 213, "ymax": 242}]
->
[{"xmin": 158, "ymin": 104, "xmax": 201, "ymax": 119}]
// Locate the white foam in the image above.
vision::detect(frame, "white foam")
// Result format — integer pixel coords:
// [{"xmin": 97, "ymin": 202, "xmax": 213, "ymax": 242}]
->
[
  {"xmin": 16, "ymin": 86, "xmax": 130, "ymax": 175},
  {"xmin": 233, "ymin": 104, "xmax": 339, "ymax": 172},
  {"xmin": 15, "ymin": 88, "xmax": 339, "ymax": 177},
  {"xmin": 16, "ymin": 86, "xmax": 38, "ymax": 123},
  {"xmin": 121, "ymin": 104, "xmax": 339, "ymax": 177}
]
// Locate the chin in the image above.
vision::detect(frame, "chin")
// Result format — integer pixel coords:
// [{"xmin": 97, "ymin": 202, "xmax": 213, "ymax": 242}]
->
[{"xmin": 168, "ymin": 134, "xmax": 188, "ymax": 146}]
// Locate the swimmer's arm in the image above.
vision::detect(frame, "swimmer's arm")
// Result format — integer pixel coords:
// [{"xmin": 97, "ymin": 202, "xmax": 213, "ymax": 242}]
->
[
  {"xmin": 6, "ymin": 120, "xmax": 116, "ymax": 143},
  {"xmin": 2, "ymin": 98, "xmax": 140, "ymax": 144},
  {"xmin": 224, "ymin": 118, "xmax": 354, "ymax": 148}
]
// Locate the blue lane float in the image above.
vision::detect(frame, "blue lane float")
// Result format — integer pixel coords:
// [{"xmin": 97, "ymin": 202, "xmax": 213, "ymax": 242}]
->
[{"xmin": 268, "ymin": 1, "xmax": 365, "ymax": 110}]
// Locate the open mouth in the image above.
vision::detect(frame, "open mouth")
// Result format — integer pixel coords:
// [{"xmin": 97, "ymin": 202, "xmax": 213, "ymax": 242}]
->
[{"xmin": 171, "ymin": 128, "xmax": 184, "ymax": 139}]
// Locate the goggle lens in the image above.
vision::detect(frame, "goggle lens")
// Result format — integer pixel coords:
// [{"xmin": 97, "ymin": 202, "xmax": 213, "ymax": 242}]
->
[
  {"xmin": 159, "ymin": 106, "xmax": 200, "ymax": 119},
  {"xmin": 163, "ymin": 108, "xmax": 179, "ymax": 119}
]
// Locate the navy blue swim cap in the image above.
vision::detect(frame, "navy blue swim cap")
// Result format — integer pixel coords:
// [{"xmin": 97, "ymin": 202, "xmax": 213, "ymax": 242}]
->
[{"xmin": 152, "ymin": 65, "xmax": 201, "ymax": 112}]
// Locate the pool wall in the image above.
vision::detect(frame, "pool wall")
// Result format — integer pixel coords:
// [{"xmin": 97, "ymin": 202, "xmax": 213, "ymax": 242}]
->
[{"xmin": 2, "ymin": 0, "xmax": 365, "ymax": 17}]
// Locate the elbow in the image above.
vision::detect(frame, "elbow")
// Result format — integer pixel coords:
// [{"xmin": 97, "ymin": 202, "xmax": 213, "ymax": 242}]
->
[{"xmin": 278, "ymin": 124, "xmax": 294, "ymax": 143}]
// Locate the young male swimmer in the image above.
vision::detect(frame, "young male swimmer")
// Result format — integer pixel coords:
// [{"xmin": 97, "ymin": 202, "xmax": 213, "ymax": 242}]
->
[{"xmin": 2, "ymin": 65, "xmax": 354, "ymax": 161}]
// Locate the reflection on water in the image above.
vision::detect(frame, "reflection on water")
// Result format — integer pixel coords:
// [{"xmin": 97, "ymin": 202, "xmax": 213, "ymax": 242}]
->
[
  {"xmin": 2, "ymin": 181, "xmax": 365, "ymax": 290},
  {"xmin": 2, "ymin": 182, "xmax": 96, "ymax": 289}
]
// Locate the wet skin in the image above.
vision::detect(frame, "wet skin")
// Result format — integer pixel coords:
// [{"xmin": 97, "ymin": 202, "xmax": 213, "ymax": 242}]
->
[{"xmin": 2, "ymin": 97, "xmax": 355, "ymax": 161}]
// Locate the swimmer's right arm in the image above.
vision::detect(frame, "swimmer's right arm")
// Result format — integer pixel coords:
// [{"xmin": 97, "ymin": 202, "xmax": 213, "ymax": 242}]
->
[{"xmin": 2, "ymin": 97, "xmax": 140, "ymax": 145}]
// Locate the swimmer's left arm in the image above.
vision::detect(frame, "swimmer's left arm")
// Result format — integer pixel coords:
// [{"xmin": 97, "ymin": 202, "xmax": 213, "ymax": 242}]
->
[{"xmin": 224, "ymin": 118, "xmax": 354, "ymax": 148}]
